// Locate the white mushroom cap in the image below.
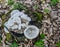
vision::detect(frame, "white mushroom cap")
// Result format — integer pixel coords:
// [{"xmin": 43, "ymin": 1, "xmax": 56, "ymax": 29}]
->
[
  {"xmin": 4, "ymin": 10, "xmax": 31, "ymax": 33},
  {"xmin": 11, "ymin": 10, "xmax": 20, "ymax": 16},
  {"xmin": 24, "ymin": 25, "xmax": 39, "ymax": 39},
  {"xmin": 4, "ymin": 27, "xmax": 9, "ymax": 33},
  {"xmin": 11, "ymin": 10, "xmax": 31, "ymax": 21}
]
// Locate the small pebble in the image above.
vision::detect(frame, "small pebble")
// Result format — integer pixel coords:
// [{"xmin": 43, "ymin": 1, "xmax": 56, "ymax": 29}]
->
[
  {"xmin": 58, "ymin": 17, "xmax": 60, "ymax": 21},
  {"xmin": 58, "ymin": 13, "xmax": 60, "ymax": 16},
  {"xmin": 57, "ymin": 3, "xmax": 60, "ymax": 9},
  {"xmin": 46, "ymin": 0, "xmax": 50, "ymax": 3},
  {"xmin": 0, "ymin": 4, "xmax": 2, "ymax": 8}
]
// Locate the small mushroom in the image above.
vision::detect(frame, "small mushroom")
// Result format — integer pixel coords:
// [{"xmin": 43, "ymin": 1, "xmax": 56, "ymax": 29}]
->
[{"xmin": 24, "ymin": 25, "xmax": 39, "ymax": 39}]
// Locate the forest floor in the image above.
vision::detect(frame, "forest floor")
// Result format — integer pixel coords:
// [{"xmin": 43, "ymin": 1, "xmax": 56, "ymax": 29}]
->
[{"xmin": 0, "ymin": 0, "xmax": 60, "ymax": 47}]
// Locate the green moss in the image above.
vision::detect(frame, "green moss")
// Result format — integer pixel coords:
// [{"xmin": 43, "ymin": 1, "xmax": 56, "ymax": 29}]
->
[
  {"xmin": 33, "ymin": 12, "xmax": 43, "ymax": 22},
  {"xmin": 56, "ymin": 42, "xmax": 60, "ymax": 47},
  {"xmin": 35, "ymin": 33, "xmax": 45, "ymax": 47},
  {"xmin": 8, "ymin": 0, "xmax": 14, "ymax": 5},
  {"xmin": 33, "ymin": 5, "xmax": 39, "ymax": 10},
  {"xmin": 40, "ymin": 34, "xmax": 45, "ymax": 39},
  {"xmin": 13, "ymin": 2, "xmax": 27, "ymax": 11},
  {"xmin": 6, "ymin": 33, "xmax": 12, "ymax": 41},
  {"xmin": 50, "ymin": 0, "xmax": 58, "ymax": 6},
  {"xmin": 44, "ymin": 8, "xmax": 50, "ymax": 14},
  {"xmin": 35, "ymin": 39, "xmax": 44, "ymax": 47},
  {"xmin": 1, "ymin": 9, "xmax": 12, "ymax": 28},
  {"xmin": 10, "ymin": 42, "xmax": 18, "ymax": 47}
]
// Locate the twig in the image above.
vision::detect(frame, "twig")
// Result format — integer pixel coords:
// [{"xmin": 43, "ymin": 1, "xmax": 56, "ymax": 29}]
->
[{"xmin": 1, "ymin": 33, "xmax": 6, "ymax": 47}]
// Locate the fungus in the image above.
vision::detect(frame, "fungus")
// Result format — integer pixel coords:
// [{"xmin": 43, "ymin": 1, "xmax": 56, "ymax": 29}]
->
[
  {"xmin": 24, "ymin": 25, "xmax": 39, "ymax": 39},
  {"xmin": 4, "ymin": 10, "xmax": 31, "ymax": 33}
]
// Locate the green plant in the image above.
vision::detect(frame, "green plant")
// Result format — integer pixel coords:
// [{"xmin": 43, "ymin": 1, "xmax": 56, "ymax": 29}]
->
[
  {"xmin": 2, "ymin": 10, "xmax": 12, "ymax": 28},
  {"xmin": 13, "ymin": 2, "xmax": 27, "ymax": 11},
  {"xmin": 10, "ymin": 42, "xmax": 18, "ymax": 47},
  {"xmin": 58, "ymin": 0, "xmax": 60, "ymax": 2},
  {"xmin": 7, "ymin": 0, "xmax": 14, "ymax": 5},
  {"xmin": 44, "ymin": 8, "xmax": 50, "ymax": 14},
  {"xmin": 6, "ymin": 33, "xmax": 12, "ymax": 41},
  {"xmin": 40, "ymin": 34, "xmax": 45, "ymax": 39},
  {"xmin": 35, "ymin": 34, "xmax": 45, "ymax": 47},
  {"xmin": 50, "ymin": 0, "xmax": 58, "ymax": 6},
  {"xmin": 56, "ymin": 42, "xmax": 60, "ymax": 47},
  {"xmin": 35, "ymin": 39, "xmax": 44, "ymax": 47},
  {"xmin": 33, "ymin": 5, "xmax": 39, "ymax": 10},
  {"xmin": 33, "ymin": 12, "xmax": 43, "ymax": 22}
]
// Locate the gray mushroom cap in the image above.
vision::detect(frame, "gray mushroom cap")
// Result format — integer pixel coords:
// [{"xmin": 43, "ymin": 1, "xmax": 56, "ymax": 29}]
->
[
  {"xmin": 24, "ymin": 25, "xmax": 39, "ymax": 39},
  {"xmin": 4, "ymin": 10, "xmax": 31, "ymax": 33}
]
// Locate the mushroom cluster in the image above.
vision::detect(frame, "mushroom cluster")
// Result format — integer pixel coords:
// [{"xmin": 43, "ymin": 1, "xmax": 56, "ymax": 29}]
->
[
  {"xmin": 4, "ymin": 10, "xmax": 31, "ymax": 33},
  {"xmin": 4, "ymin": 10, "xmax": 39, "ymax": 39}
]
